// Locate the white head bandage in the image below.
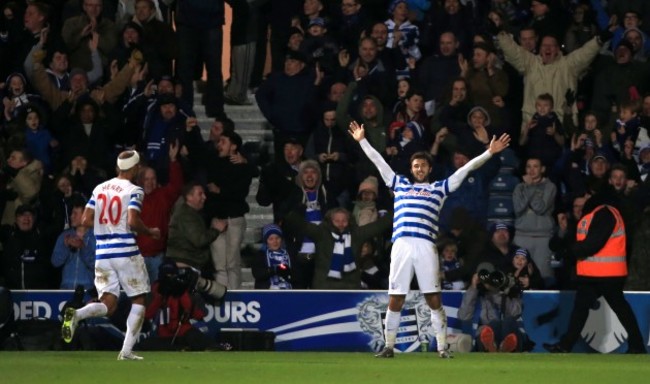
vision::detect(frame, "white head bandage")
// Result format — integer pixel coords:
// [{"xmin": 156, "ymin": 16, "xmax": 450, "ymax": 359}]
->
[{"xmin": 116, "ymin": 151, "xmax": 140, "ymax": 171}]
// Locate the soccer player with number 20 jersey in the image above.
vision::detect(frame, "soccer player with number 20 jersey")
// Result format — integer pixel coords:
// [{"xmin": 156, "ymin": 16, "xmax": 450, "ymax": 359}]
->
[{"xmin": 61, "ymin": 150, "xmax": 161, "ymax": 361}]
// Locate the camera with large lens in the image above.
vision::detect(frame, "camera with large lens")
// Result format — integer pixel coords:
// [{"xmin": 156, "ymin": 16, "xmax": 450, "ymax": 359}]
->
[{"xmin": 478, "ymin": 268, "xmax": 522, "ymax": 297}]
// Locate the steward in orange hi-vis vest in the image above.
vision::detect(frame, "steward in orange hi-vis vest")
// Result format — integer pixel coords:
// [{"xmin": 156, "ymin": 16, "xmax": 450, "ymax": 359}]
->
[{"xmin": 576, "ymin": 205, "xmax": 627, "ymax": 277}]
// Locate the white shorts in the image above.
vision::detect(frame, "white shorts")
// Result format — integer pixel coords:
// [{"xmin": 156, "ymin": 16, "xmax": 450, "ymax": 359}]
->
[
  {"xmin": 95, "ymin": 255, "xmax": 150, "ymax": 298},
  {"xmin": 388, "ymin": 237, "xmax": 441, "ymax": 295}
]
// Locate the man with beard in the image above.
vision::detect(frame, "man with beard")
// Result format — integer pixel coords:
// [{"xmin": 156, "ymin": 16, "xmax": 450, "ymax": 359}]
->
[{"xmin": 349, "ymin": 120, "xmax": 510, "ymax": 358}]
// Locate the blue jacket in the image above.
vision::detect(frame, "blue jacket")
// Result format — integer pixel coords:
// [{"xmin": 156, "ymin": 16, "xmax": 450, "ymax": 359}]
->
[
  {"xmin": 51, "ymin": 228, "xmax": 96, "ymax": 290},
  {"xmin": 435, "ymin": 156, "xmax": 500, "ymax": 233}
]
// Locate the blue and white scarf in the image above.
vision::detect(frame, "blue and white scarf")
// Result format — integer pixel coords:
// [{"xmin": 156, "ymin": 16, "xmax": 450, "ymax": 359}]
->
[
  {"xmin": 328, "ymin": 232, "xmax": 356, "ymax": 279},
  {"xmin": 265, "ymin": 247, "xmax": 292, "ymax": 290}
]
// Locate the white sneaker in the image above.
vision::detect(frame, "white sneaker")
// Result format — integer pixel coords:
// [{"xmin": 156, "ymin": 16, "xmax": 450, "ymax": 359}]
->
[
  {"xmin": 117, "ymin": 351, "xmax": 144, "ymax": 361},
  {"xmin": 61, "ymin": 307, "xmax": 77, "ymax": 343}
]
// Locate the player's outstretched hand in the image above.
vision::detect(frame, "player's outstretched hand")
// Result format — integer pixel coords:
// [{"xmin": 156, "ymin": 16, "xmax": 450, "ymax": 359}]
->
[
  {"xmin": 488, "ymin": 133, "xmax": 511, "ymax": 154},
  {"xmin": 348, "ymin": 121, "xmax": 365, "ymax": 142}
]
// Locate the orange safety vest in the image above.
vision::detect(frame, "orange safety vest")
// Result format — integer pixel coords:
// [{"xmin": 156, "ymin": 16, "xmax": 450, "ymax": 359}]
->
[{"xmin": 576, "ymin": 205, "xmax": 627, "ymax": 277}]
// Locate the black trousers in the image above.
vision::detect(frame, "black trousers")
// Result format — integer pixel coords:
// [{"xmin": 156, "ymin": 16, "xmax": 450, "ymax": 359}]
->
[{"xmin": 560, "ymin": 278, "xmax": 645, "ymax": 352}]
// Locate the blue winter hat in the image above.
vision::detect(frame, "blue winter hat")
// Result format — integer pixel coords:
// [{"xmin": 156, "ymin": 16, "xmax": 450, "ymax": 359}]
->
[
  {"xmin": 308, "ymin": 17, "xmax": 326, "ymax": 28},
  {"xmin": 514, "ymin": 247, "xmax": 531, "ymax": 261},
  {"xmin": 388, "ymin": 0, "xmax": 407, "ymax": 14},
  {"xmin": 262, "ymin": 224, "xmax": 283, "ymax": 242},
  {"xmin": 488, "ymin": 221, "xmax": 510, "ymax": 236}
]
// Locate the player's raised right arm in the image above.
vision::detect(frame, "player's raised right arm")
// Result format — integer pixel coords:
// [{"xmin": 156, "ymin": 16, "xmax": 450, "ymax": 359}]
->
[{"xmin": 348, "ymin": 121, "xmax": 396, "ymax": 187}]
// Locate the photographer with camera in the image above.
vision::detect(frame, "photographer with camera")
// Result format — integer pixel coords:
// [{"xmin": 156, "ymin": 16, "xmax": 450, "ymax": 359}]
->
[{"xmin": 458, "ymin": 262, "xmax": 524, "ymax": 353}]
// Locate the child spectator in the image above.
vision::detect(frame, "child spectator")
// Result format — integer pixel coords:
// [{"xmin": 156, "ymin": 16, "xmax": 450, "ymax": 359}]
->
[
  {"xmin": 299, "ymin": 17, "xmax": 338, "ymax": 76},
  {"xmin": 578, "ymin": 111, "xmax": 604, "ymax": 149},
  {"xmin": 386, "ymin": 121, "xmax": 427, "ymax": 176},
  {"xmin": 23, "ymin": 106, "xmax": 58, "ymax": 175},
  {"xmin": 393, "ymin": 88, "xmax": 428, "ymax": 128},
  {"xmin": 611, "ymin": 100, "xmax": 641, "ymax": 159},
  {"xmin": 252, "ymin": 224, "xmax": 293, "ymax": 289},
  {"xmin": 439, "ymin": 239, "xmax": 465, "ymax": 290},
  {"xmin": 520, "ymin": 93, "xmax": 565, "ymax": 171},
  {"xmin": 392, "ymin": 78, "xmax": 412, "ymax": 116},
  {"xmin": 505, "ymin": 247, "xmax": 544, "ymax": 290}
]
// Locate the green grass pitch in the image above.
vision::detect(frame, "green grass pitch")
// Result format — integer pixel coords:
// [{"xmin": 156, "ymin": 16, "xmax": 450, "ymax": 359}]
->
[{"xmin": 1, "ymin": 351, "xmax": 649, "ymax": 384}]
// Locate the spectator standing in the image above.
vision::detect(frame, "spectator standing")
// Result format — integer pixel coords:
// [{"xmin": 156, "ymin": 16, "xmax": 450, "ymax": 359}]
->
[
  {"xmin": 305, "ymin": 105, "xmax": 350, "ymax": 208},
  {"xmin": 513, "ymin": 157, "xmax": 556, "ymax": 284},
  {"xmin": 51, "ymin": 200, "xmax": 96, "ymax": 290},
  {"xmin": 1, "ymin": 148, "xmax": 43, "ymax": 225},
  {"xmin": 281, "ymin": 159, "xmax": 335, "ymax": 288},
  {"xmin": 61, "ymin": 0, "xmax": 117, "ymax": 71},
  {"xmin": 203, "ymin": 131, "xmax": 257, "ymax": 289},
  {"xmin": 496, "ymin": 30, "xmax": 602, "ymax": 126},
  {"xmin": 0, "ymin": 205, "xmax": 55, "ymax": 289},
  {"xmin": 256, "ymin": 50, "xmax": 320, "ymax": 159},
  {"xmin": 131, "ymin": 0, "xmax": 175, "ymax": 80},
  {"xmin": 284, "ymin": 207, "xmax": 392, "ymax": 289},
  {"xmin": 256, "ymin": 137, "xmax": 304, "ymax": 222},
  {"xmin": 175, "ymin": 0, "xmax": 226, "ymax": 118},
  {"xmin": 136, "ymin": 140, "xmax": 183, "ymax": 283}
]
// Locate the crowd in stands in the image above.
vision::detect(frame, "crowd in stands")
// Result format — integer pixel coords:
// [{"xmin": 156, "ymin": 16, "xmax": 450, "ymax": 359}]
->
[{"xmin": 1, "ymin": 0, "xmax": 650, "ymax": 296}]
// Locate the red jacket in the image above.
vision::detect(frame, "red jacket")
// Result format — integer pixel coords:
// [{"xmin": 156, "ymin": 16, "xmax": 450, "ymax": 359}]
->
[{"xmin": 137, "ymin": 161, "xmax": 183, "ymax": 256}]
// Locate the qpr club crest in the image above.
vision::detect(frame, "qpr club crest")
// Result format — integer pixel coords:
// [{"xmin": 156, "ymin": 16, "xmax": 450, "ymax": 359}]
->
[{"xmin": 357, "ymin": 292, "xmax": 434, "ymax": 353}]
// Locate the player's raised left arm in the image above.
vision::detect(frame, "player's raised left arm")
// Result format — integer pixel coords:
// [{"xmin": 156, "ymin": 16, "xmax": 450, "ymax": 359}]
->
[{"xmin": 448, "ymin": 133, "xmax": 510, "ymax": 192}]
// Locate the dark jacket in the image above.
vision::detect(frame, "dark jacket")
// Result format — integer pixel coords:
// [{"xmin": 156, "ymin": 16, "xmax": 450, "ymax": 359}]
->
[
  {"xmin": 203, "ymin": 155, "xmax": 257, "ymax": 219},
  {"xmin": 0, "ymin": 225, "xmax": 55, "ymax": 289},
  {"xmin": 305, "ymin": 122, "xmax": 351, "ymax": 196},
  {"xmin": 256, "ymin": 67, "xmax": 319, "ymax": 135},
  {"xmin": 284, "ymin": 210, "xmax": 392, "ymax": 289},
  {"xmin": 176, "ymin": 0, "xmax": 225, "ymax": 29},
  {"xmin": 166, "ymin": 202, "xmax": 220, "ymax": 269},
  {"xmin": 256, "ymin": 160, "xmax": 299, "ymax": 222}
]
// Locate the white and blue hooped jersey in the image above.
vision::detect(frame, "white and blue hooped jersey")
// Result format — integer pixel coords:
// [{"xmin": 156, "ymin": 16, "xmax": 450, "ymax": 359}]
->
[
  {"xmin": 86, "ymin": 178, "xmax": 144, "ymax": 260},
  {"xmin": 358, "ymin": 138, "xmax": 492, "ymax": 245},
  {"xmin": 390, "ymin": 175, "xmax": 448, "ymax": 243}
]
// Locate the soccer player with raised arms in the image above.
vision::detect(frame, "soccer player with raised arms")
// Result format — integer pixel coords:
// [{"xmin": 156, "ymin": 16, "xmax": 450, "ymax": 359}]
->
[
  {"xmin": 348, "ymin": 120, "xmax": 510, "ymax": 358},
  {"xmin": 61, "ymin": 150, "xmax": 161, "ymax": 360}
]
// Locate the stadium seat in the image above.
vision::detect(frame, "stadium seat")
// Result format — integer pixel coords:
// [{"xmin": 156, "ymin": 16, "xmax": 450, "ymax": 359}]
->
[
  {"xmin": 497, "ymin": 148, "xmax": 519, "ymax": 174},
  {"xmin": 489, "ymin": 173, "xmax": 520, "ymax": 194},
  {"xmin": 487, "ymin": 195, "xmax": 515, "ymax": 221}
]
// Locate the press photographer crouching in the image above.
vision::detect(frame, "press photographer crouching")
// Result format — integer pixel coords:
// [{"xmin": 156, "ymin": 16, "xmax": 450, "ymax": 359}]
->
[
  {"xmin": 138, "ymin": 261, "xmax": 216, "ymax": 351},
  {"xmin": 457, "ymin": 261, "xmax": 524, "ymax": 352}
]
